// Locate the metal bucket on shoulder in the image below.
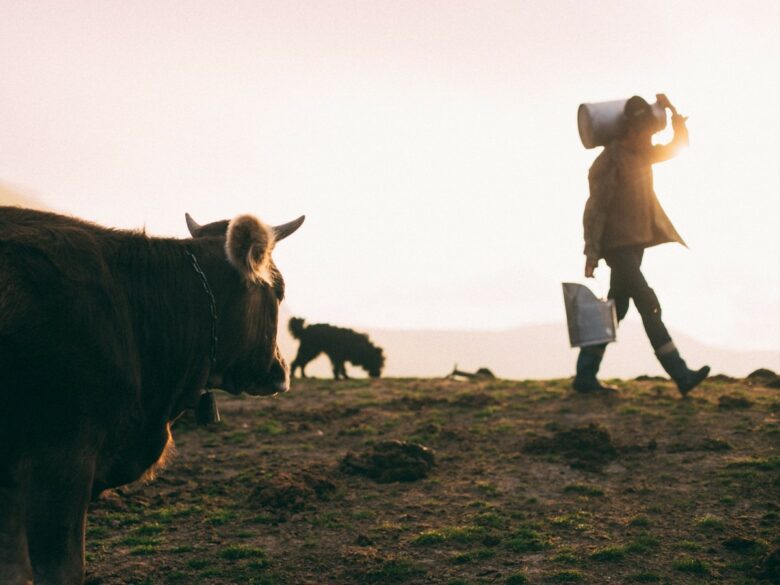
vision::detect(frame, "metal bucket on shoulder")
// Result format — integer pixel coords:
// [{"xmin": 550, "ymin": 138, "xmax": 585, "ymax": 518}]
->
[
  {"xmin": 577, "ymin": 97, "xmax": 667, "ymax": 149},
  {"xmin": 562, "ymin": 282, "xmax": 617, "ymax": 348}
]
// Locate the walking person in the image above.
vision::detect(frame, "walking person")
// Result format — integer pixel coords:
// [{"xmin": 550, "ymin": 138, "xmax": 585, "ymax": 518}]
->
[{"xmin": 575, "ymin": 94, "xmax": 710, "ymax": 396}]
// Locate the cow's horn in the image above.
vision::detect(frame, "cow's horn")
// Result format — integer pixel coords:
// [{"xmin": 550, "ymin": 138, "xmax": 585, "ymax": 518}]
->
[
  {"xmin": 273, "ymin": 215, "xmax": 305, "ymax": 241},
  {"xmin": 185, "ymin": 213, "xmax": 202, "ymax": 236}
]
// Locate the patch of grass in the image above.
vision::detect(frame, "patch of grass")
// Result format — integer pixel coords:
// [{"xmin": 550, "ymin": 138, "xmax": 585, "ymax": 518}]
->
[
  {"xmin": 503, "ymin": 526, "xmax": 551, "ymax": 553},
  {"xmin": 473, "ymin": 511, "xmax": 507, "ymax": 529},
  {"xmin": 340, "ymin": 424, "xmax": 378, "ymax": 436},
  {"xmin": 552, "ymin": 550, "xmax": 582, "ymax": 565},
  {"xmin": 694, "ymin": 514, "xmax": 725, "ymax": 533},
  {"xmin": 674, "ymin": 540, "xmax": 702, "ymax": 552},
  {"xmin": 99, "ymin": 511, "xmax": 141, "ymax": 527},
  {"xmin": 119, "ymin": 534, "xmax": 161, "ymax": 547},
  {"xmin": 148, "ymin": 505, "xmax": 201, "ymax": 523},
  {"xmin": 450, "ymin": 548, "xmax": 496, "ymax": 564},
  {"xmin": 363, "ymin": 559, "xmax": 425, "ymax": 583},
  {"xmin": 87, "ymin": 526, "xmax": 110, "ymax": 539},
  {"xmin": 673, "ymin": 556, "xmax": 709, "ymax": 574},
  {"xmin": 590, "ymin": 545, "xmax": 627, "ymax": 562},
  {"xmin": 563, "ymin": 484, "xmax": 604, "ymax": 497},
  {"xmin": 255, "ymin": 420, "xmax": 285, "ymax": 435},
  {"xmin": 218, "ymin": 544, "xmax": 268, "ymax": 562},
  {"xmin": 206, "ymin": 509, "xmax": 236, "ymax": 526},
  {"xmin": 129, "ymin": 544, "xmax": 159, "ymax": 556},
  {"xmin": 250, "ymin": 513, "xmax": 277, "ymax": 525},
  {"xmin": 311, "ymin": 511, "xmax": 342, "ymax": 528},
  {"xmin": 187, "ymin": 559, "xmax": 209, "ymax": 570},
  {"xmin": 351, "ymin": 509, "xmax": 376, "ymax": 520},
  {"xmin": 544, "ymin": 570, "xmax": 585, "ymax": 583},
  {"xmin": 506, "ymin": 574, "xmax": 529, "ymax": 585},
  {"xmin": 626, "ymin": 573, "xmax": 662, "ymax": 583},
  {"xmin": 411, "ymin": 525, "xmax": 487, "ymax": 546},
  {"xmin": 474, "ymin": 480, "xmax": 501, "ymax": 496},
  {"xmin": 626, "ymin": 533, "xmax": 660, "ymax": 553},
  {"xmin": 133, "ymin": 523, "xmax": 164, "ymax": 536},
  {"xmin": 223, "ymin": 431, "xmax": 250, "ymax": 444},
  {"xmin": 549, "ymin": 511, "xmax": 590, "ymax": 531},
  {"xmin": 725, "ymin": 456, "xmax": 780, "ymax": 472},
  {"xmin": 628, "ymin": 515, "xmax": 651, "ymax": 527}
]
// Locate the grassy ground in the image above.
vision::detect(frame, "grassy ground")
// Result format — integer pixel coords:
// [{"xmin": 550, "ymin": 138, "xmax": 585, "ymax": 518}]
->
[{"xmin": 85, "ymin": 374, "xmax": 780, "ymax": 585}]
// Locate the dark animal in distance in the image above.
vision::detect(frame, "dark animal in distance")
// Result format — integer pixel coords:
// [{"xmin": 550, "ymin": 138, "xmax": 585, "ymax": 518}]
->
[
  {"xmin": 0, "ymin": 206, "xmax": 303, "ymax": 585},
  {"xmin": 288, "ymin": 317, "xmax": 385, "ymax": 380}
]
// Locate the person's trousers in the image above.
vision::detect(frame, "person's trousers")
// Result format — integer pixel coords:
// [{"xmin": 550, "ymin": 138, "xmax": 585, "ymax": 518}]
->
[{"xmin": 603, "ymin": 245, "xmax": 672, "ymax": 351}]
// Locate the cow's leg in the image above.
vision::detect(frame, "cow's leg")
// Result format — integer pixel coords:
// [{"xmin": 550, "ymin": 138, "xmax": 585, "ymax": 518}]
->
[
  {"xmin": 0, "ymin": 462, "xmax": 33, "ymax": 585},
  {"xmin": 340, "ymin": 363, "xmax": 350, "ymax": 380},
  {"xmin": 26, "ymin": 448, "xmax": 94, "ymax": 585}
]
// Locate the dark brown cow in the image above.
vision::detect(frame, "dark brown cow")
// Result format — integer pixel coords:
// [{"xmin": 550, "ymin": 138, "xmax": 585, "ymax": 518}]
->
[{"xmin": 0, "ymin": 207, "xmax": 303, "ymax": 585}]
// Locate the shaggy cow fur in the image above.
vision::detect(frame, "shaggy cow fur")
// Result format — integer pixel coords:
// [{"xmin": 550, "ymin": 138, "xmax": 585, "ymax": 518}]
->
[{"xmin": 289, "ymin": 317, "xmax": 385, "ymax": 379}]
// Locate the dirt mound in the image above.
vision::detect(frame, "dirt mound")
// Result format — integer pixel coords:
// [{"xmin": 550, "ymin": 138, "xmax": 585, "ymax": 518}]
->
[
  {"xmin": 709, "ymin": 373, "xmax": 738, "ymax": 383},
  {"xmin": 746, "ymin": 368, "xmax": 780, "ymax": 388},
  {"xmin": 756, "ymin": 547, "xmax": 780, "ymax": 582},
  {"xmin": 247, "ymin": 471, "xmax": 336, "ymax": 513},
  {"xmin": 747, "ymin": 368, "xmax": 777, "ymax": 380},
  {"xmin": 718, "ymin": 394, "xmax": 754, "ymax": 410},
  {"xmin": 523, "ymin": 424, "xmax": 618, "ymax": 472},
  {"xmin": 341, "ymin": 440, "xmax": 435, "ymax": 483},
  {"xmin": 634, "ymin": 375, "xmax": 667, "ymax": 382}
]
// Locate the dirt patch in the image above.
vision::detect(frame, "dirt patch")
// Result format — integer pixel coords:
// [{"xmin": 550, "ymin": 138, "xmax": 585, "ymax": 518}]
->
[
  {"xmin": 452, "ymin": 392, "xmax": 499, "ymax": 408},
  {"xmin": 247, "ymin": 471, "xmax": 336, "ymax": 513},
  {"xmin": 666, "ymin": 438, "xmax": 732, "ymax": 453},
  {"xmin": 390, "ymin": 395, "xmax": 448, "ymax": 410},
  {"xmin": 718, "ymin": 394, "xmax": 754, "ymax": 409},
  {"xmin": 523, "ymin": 423, "xmax": 618, "ymax": 472},
  {"xmin": 341, "ymin": 440, "xmax": 435, "ymax": 482}
]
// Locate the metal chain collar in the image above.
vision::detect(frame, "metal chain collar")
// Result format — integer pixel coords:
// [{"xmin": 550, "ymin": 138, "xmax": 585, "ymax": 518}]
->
[{"xmin": 186, "ymin": 250, "xmax": 218, "ymax": 371}]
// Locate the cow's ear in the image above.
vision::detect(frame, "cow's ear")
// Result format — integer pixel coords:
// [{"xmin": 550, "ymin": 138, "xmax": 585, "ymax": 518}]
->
[
  {"xmin": 185, "ymin": 213, "xmax": 202, "ymax": 237},
  {"xmin": 225, "ymin": 215, "xmax": 275, "ymax": 284}
]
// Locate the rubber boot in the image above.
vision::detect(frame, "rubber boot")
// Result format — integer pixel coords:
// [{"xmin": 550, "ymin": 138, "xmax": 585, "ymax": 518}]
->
[
  {"xmin": 573, "ymin": 345, "xmax": 618, "ymax": 394},
  {"xmin": 656, "ymin": 343, "xmax": 710, "ymax": 397}
]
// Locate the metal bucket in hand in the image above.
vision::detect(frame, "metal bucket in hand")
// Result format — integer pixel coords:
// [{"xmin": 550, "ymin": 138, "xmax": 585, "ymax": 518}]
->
[
  {"xmin": 577, "ymin": 97, "xmax": 667, "ymax": 149},
  {"xmin": 562, "ymin": 282, "xmax": 617, "ymax": 347}
]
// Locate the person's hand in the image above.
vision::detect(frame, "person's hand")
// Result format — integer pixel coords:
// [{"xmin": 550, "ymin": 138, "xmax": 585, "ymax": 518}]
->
[
  {"xmin": 656, "ymin": 93, "xmax": 678, "ymax": 116},
  {"xmin": 585, "ymin": 257, "xmax": 598, "ymax": 278}
]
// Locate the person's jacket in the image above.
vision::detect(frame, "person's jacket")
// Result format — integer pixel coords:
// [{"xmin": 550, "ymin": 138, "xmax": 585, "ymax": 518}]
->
[{"xmin": 583, "ymin": 114, "xmax": 689, "ymax": 262}]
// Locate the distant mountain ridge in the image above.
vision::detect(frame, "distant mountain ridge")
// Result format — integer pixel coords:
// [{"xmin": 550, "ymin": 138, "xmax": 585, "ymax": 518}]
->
[{"xmin": 278, "ymin": 318, "xmax": 779, "ymax": 380}]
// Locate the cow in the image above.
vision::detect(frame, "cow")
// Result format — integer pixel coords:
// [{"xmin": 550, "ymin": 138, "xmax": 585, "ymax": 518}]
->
[{"xmin": 0, "ymin": 206, "xmax": 303, "ymax": 585}]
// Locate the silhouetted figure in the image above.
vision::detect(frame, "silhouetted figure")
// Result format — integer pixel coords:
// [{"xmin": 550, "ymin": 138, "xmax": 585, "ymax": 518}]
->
[
  {"xmin": 577, "ymin": 94, "xmax": 710, "ymax": 396},
  {"xmin": 289, "ymin": 317, "xmax": 385, "ymax": 380}
]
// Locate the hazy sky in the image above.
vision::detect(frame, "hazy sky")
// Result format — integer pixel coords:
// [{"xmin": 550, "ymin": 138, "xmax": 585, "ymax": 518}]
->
[{"xmin": 1, "ymin": 0, "xmax": 778, "ymax": 352}]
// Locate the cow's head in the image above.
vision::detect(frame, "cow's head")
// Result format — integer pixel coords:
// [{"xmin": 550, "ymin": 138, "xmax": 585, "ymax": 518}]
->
[{"xmin": 186, "ymin": 212, "xmax": 304, "ymax": 396}]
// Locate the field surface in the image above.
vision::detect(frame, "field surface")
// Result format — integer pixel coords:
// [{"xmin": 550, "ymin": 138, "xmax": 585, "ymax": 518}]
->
[{"xmin": 85, "ymin": 375, "xmax": 780, "ymax": 585}]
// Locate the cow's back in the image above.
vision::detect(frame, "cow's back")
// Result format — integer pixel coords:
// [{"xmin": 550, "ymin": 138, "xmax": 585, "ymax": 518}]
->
[{"xmin": 0, "ymin": 207, "xmax": 136, "ymax": 447}]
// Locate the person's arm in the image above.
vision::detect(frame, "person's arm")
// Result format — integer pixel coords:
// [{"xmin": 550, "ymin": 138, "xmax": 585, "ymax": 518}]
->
[
  {"xmin": 582, "ymin": 149, "xmax": 616, "ymax": 276},
  {"xmin": 651, "ymin": 94, "xmax": 689, "ymax": 163}
]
